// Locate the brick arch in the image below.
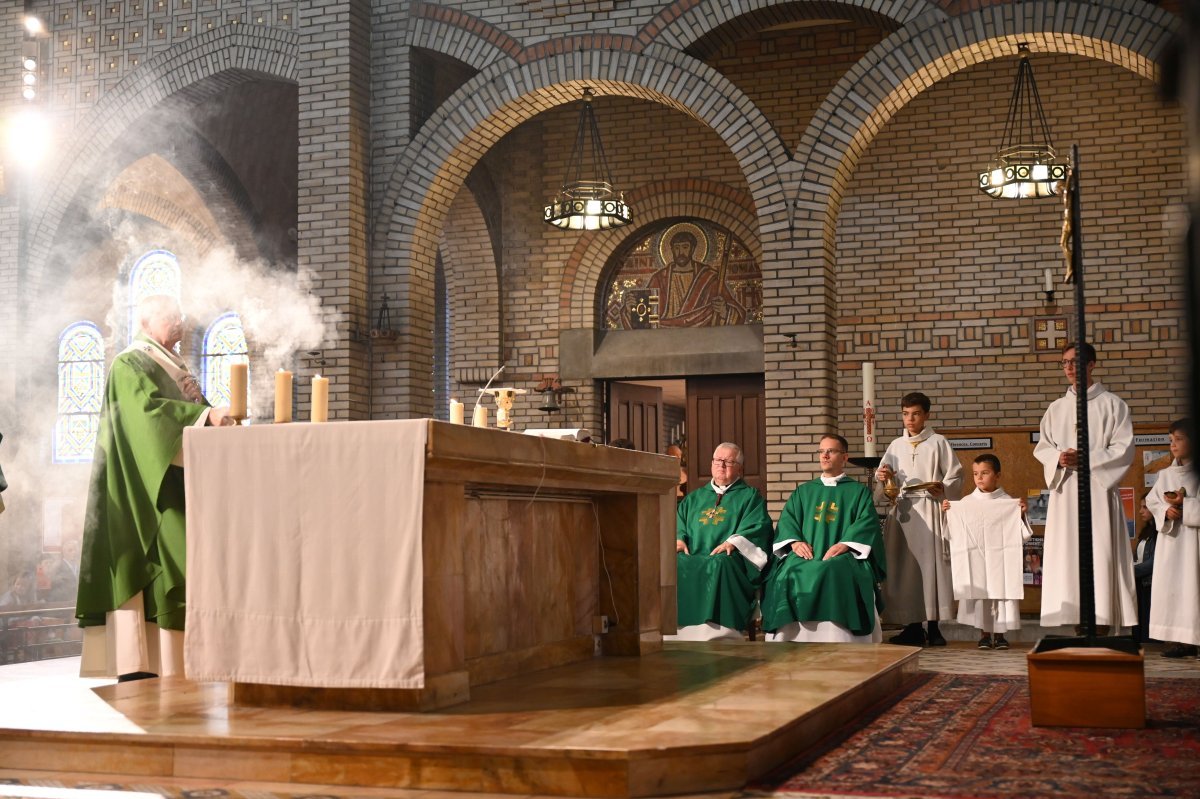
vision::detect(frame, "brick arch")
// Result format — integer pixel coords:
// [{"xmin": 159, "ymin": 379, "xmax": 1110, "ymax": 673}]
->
[
  {"xmin": 405, "ymin": 2, "xmax": 522, "ymax": 71},
  {"xmin": 759, "ymin": 0, "xmax": 1180, "ymax": 507},
  {"xmin": 641, "ymin": 0, "xmax": 942, "ymax": 55},
  {"xmin": 791, "ymin": 4, "xmax": 1175, "ymax": 245},
  {"xmin": 558, "ymin": 179, "xmax": 761, "ymax": 331},
  {"xmin": 24, "ymin": 25, "xmax": 300, "ymax": 301},
  {"xmin": 375, "ymin": 49, "xmax": 791, "ymax": 416}
]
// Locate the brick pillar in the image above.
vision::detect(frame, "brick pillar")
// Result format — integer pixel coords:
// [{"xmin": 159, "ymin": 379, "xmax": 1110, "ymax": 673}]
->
[{"xmin": 296, "ymin": 0, "xmax": 372, "ymax": 419}]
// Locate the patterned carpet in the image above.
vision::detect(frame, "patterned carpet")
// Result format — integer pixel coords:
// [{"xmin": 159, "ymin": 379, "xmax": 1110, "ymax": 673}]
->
[{"xmin": 755, "ymin": 673, "xmax": 1200, "ymax": 799}]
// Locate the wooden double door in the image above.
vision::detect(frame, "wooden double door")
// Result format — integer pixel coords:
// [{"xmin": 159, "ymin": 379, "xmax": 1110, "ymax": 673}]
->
[{"xmin": 608, "ymin": 374, "xmax": 765, "ymax": 496}]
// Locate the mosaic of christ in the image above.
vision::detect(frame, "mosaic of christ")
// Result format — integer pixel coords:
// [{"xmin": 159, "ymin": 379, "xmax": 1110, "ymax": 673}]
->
[{"xmin": 603, "ymin": 221, "xmax": 763, "ymax": 330}]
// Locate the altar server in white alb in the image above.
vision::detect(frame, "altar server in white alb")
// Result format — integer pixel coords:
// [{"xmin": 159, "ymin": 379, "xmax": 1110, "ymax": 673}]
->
[
  {"xmin": 1145, "ymin": 419, "xmax": 1200, "ymax": 658},
  {"xmin": 876, "ymin": 392, "xmax": 963, "ymax": 646},
  {"xmin": 1033, "ymin": 343, "xmax": 1136, "ymax": 632},
  {"xmin": 942, "ymin": 454, "xmax": 1032, "ymax": 651}
]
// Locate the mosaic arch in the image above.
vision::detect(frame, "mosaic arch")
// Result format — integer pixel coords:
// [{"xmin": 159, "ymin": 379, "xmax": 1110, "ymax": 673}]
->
[
  {"xmin": 54, "ymin": 321, "xmax": 104, "ymax": 464},
  {"xmin": 603, "ymin": 220, "xmax": 762, "ymax": 330}
]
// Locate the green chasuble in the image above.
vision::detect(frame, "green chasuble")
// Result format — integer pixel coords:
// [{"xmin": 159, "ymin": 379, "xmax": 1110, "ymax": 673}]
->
[
  {"xmin": 76, "ymin": 336, "xmax": 209, "ymax": 631},
  {"xmin": 760, "ymin": 477, "xmax": 885, "ymax": 636},
  {"xmin": 676, "ymin": 480, "xmax": 773, "ymax": 630}
]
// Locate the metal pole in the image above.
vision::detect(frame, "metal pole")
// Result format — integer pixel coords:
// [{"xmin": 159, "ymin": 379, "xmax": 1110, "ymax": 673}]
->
[{"xmin": 1070, "ymin": 144, "xmax": 1096, "ymax": 643}]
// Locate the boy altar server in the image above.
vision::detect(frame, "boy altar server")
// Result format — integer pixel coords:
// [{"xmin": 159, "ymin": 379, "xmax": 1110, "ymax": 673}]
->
[
  {"xmin": 761, "ymin": 434, "xmax": 885, "ymax": 642},
  {"xmin": 876, "ymin": 392, "xmax": 963, "ymax": 646},
  {"xmin": 1033, "ymin": 343, "xmax": 1136, "ymax": 632},
  {"xmin": 942, "ymin": 455, "xmax": 1032, "ymax": 650},
  {"xmin": 670, "ymin": 442, "xmax": 773, "ymax": 641},
  {"xmin": 1145, "ymin": 419, "xmax": 1200, "ymax": 658}
]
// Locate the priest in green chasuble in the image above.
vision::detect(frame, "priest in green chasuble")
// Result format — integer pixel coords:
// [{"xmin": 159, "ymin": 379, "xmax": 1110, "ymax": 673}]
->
[
  {"xmin": 77, "ymin": 294, "xmax": 235, "ymax": 680},
  {"xmin": 762, "ymin": 434, "xmax": 885, "ymax": 643},
  {"xmin": 667, "ymin": 442, "xmax": 772, "ymax": 641}
]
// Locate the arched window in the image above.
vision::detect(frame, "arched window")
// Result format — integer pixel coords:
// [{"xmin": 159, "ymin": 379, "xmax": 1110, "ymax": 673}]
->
[
  {"xmin": 127, "ymin": 249, "xmax": 181, "ymax": 342},
  {"xmin": 202, "ymin": 312, "xmax": 249, "ymax": 408},
  {"xmin": 54, "ymin": 322, "xmax": 105, "ymax": 464}
]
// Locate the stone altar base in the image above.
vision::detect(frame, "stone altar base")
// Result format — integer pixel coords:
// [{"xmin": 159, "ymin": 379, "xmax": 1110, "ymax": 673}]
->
[{"xmin": 0, "ymin": 642, "xmax": 919, "ymax": 798}]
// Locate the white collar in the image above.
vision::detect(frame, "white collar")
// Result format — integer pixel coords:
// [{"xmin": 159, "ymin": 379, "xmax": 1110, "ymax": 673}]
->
[
  {"xmin": 711, "ymin": 478, "xmax": 741, "ymax": 495},
  {"xmin": 904, "ymin": 427, "xmax": 933, "ymax": 444},
  {"xmin": 971, "ymin": 487, "xmax": 1009, "ymax": 500},
  {"xmin": 820, "ymin": 474, "xmax": 846, "ymax": 486}
]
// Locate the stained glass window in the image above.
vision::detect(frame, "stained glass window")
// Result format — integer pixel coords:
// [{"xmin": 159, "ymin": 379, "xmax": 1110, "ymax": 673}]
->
[
  {"xmin": 127, "ymin": 249, "xmax": 181, "ymax": 342},
  {"xmin": 201, "ymin": 313, "xmax": 249, "ymax": 409},
  {"xmin": 54, "ymin": 321, "xmax": 104, "ymax": 464}
]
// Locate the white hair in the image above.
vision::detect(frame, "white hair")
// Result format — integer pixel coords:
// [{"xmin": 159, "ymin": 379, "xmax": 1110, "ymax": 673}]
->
[
  {"xmin": 713, "ymin": 442, "xmax": 744, "ymax": 464},
  {"xmin": 136, "ymin": 294, "xmax": 180, "ymax": 329}
]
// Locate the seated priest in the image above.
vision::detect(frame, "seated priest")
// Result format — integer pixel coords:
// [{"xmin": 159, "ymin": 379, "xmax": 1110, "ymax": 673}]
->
[
  {"xmin": 761, "ymin": 434, "xmax": 886, "ymax": 643},
  {"xmin": 666, "ymin": 442, "xmax": 773, "ymax": 641},
  {"xmin": 76, "ymin": 294, "xmax": 235, "ymax": 682}
]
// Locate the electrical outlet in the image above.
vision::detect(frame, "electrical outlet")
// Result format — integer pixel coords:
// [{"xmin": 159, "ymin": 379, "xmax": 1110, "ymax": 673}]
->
[{"xmin": 593, "ymin": 615, "xmax": 610, "ymax": 634}]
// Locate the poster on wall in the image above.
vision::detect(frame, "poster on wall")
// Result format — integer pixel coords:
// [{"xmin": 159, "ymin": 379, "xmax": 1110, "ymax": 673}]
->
[
  {"xmin": 1026, "ymin": 489, "xmax": 1050, "ymax": 526},
  {"xmin": 1143, "ymin": 448, "xmax": 1172, "ymax": 488},
  {"xmin": 1023, "ymin": 538, "xmax": 1043, "ymax": 586},
  {"xmin": 1120, "ymin": 486, "xmax": 1137, "ymax": 538}
]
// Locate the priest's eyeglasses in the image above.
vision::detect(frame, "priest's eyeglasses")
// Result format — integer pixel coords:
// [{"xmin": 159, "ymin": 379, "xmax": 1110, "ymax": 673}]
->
[
  {"xmin": 1059, "ymin": 360, "xmax": 1077, "ymax": 368},
  {"xmin": 817, "ymin": 448, "xmax": 846, "ymax": 456},
  {"xmin": 711, "ymin": 458, "xmax": 739, "ymax": 468}
]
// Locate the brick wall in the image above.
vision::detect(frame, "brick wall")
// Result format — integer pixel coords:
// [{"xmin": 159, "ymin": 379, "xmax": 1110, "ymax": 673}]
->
[{"xmin": 834, "ymin": 54, "xmax": 1187, "ymax": 443}]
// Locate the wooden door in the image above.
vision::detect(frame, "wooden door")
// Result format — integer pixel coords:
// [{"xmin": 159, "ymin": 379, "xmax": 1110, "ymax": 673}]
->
[
  {"xmin": 686, "ymin": 374, "xmax": 766, "ymax": 495},
  {"xmin": 608, "ymin": 381, "xmax": 663, "ymax": 453}
]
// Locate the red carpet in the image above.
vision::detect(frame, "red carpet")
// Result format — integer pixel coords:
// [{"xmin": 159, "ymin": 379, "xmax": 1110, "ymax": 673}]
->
[{"xmin": 760, "ymin": 673, "xmax": 1200, "ymax": 798}]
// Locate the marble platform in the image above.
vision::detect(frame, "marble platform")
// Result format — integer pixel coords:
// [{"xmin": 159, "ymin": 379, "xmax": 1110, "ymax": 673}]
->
[{"xmin": 0, "ymin": 642, "xmax": 919, "ymax": 798}]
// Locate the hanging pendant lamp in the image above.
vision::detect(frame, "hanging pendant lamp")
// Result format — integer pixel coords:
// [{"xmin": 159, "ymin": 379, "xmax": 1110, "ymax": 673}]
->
[
  {"xmin": 543, "ymin": 88, "xmax": 632, "ymax": 230},
  {"xmin": 978, "ymin": 45, "xmax": 1069, "ymax": 199}
]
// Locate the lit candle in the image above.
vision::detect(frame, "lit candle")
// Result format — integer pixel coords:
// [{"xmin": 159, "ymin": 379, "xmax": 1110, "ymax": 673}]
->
[
  {"xmin": 311, "ymin": 374, "xmax": 329, "ymax": 423},
  {"xmin": 229, "ymin": 362, "xmax": 247, "ymax": 421},
  {"xmin": 862, "ymin": 362, "xmax": 877, "ymax": 458},
  {"xmin": 1044, "ymin": 267, "xmax": 1053, "ymax": 293},
  {"xmin": 449, "ymin": 399, "xmax": 464, "ymax": 425},
  {"xmin": 274, "ymin": 369, "xmax": 293, "ymax": 423},
  {"xmin": 472, "ymin": 404, "xmax": 488, "ymax": 428}
]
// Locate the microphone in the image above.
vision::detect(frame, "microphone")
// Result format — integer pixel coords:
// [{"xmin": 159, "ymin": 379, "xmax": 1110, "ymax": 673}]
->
[{"xmin": 474, "ymin": 364, "xmax": 506, "ymax": 411}]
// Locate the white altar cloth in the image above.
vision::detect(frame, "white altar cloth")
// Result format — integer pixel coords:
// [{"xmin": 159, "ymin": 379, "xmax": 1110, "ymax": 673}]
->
[{"xmin": 182, "ymin": 419, "xmax": 427, "ymax": 688}]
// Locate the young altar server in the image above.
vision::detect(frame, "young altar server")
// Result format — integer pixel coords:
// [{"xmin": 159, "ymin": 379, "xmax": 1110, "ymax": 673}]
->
[
  {"xmin": 669, "ymin": 442, "xmax": 773, "ymax": 640},
  {"xmin": 876, "ymin": 392, "xmax": 963, "ymax": 646},
  {"xmin": 1145, "ymin": 419, "xmax": 1200, "ymax": 658},
  {"xmin": 761, "ymin": 434, "xmax": 885, "ymax": 642},
  {"xmin": 941, "ymin": 455, "xmax": 1032, "ymax": 650}
]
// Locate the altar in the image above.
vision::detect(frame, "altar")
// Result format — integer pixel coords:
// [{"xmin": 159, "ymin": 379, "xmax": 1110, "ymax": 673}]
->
[{"xmin": 182, "ymin": 419, "xmax": 680, "ymax": 710}]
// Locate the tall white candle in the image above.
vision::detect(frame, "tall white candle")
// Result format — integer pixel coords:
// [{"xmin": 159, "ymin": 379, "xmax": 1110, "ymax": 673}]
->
[
  {"xmin": 449, "ymin": 399, "xmax": 465, "ymax": 424},
  {"xmin": 311, "ymin": 374, "xmax": 329, "ymax": 423},
  {"xmin": 862, "ymin": 362, "xmax": 877, "ymax": 457},
  {"xmin": 274, "ymin": 369, "xmax": 293, "ymax": 423},
  {"xmin": 1044, "ymin": 267, "xmax": 1053, "ymax": 293},
  {"xmin": 472, "ymin": 404, "xmax": 488, "ymax": 428},
  {"xmin": 229, "ymin": 362, "xmax": 247, "ymax": 420}
]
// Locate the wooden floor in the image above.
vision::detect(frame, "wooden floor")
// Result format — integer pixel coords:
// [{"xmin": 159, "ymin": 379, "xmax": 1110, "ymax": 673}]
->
[{"xmin": 0, "ymin": 642, "xmax": 919, "ymax": 798}]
